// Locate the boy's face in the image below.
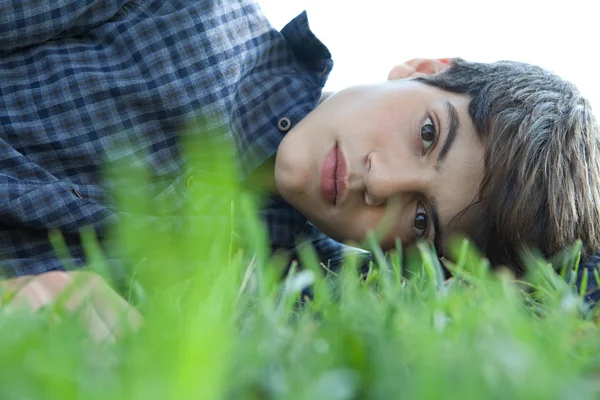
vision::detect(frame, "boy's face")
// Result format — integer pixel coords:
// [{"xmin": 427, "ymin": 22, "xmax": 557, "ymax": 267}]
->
[{"xmin": 275, "ymin": 60, "xmax": 485, "ymax": 250}]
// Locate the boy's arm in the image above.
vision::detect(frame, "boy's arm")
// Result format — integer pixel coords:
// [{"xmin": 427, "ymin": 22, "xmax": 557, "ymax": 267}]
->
[
  {"xmin": 0, "ymin": 271, "xmax": 142, "ymax": 342},
  {"xmin": 0, "ymin": 0, "xmax": 132, "ymax": 55}
]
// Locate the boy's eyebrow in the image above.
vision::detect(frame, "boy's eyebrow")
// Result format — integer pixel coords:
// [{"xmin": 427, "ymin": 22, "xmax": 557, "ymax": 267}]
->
[
  {"xmin": 429, "ymin": 101, "xmax": 459, "ymax": 253},
  {"xmin": 436, "ymin": 101, "xmax": 461, "ymax": 168}
]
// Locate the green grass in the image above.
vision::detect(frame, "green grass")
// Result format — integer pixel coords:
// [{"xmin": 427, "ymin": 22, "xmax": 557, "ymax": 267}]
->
[{"xmin": 1, "ymin": 126, "xmax": 599, "ymax": 400}]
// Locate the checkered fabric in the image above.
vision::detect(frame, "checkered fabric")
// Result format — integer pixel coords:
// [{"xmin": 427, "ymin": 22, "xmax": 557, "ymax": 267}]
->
[
  {"xmin": 576, "ymin": 255, "xmax": 600, "ymax": 306},
  {"xmin": 0, "ymin": 0, "xmax": 351, "ymax": 277}
]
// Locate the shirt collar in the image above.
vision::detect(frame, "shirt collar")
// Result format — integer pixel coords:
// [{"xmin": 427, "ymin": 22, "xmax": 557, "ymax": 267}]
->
[
  {"xmin": 230, "ymin": 11, "xmax": 334, "ymax": 180},
  {"xmin": 280, "ymin": 11, "xmax": 333, "ymax": 87}
]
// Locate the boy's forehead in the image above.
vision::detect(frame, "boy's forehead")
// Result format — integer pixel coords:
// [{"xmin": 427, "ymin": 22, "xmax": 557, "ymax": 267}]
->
[{"xmin": 400, "ymin": 79, "xmax": 473, "ymax": 114}]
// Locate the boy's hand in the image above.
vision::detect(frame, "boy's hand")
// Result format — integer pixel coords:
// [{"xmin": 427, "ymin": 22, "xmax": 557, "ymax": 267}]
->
[{"xmin": 0, "ymin": 271, "xmax": 142, "ymax": 342}]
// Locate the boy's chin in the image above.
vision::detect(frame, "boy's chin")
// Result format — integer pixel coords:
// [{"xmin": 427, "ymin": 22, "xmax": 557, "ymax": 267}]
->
[
  {"xmin": 274, "ymin": 159, "xmax": 311, "ymax": 201},
  {"xmin": 274, "ymin": 170, "xmax": 307, "ymax": 204}
]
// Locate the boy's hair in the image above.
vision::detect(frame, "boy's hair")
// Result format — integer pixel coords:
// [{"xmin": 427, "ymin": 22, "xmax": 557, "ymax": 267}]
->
[{"xmin": 416, "ymin": 58, "xmax": 600, "ymax": 273}]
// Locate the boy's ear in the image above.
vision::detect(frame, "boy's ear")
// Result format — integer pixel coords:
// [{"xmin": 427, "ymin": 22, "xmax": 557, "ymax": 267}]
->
[{"xmin": 388, "ymin": 58, "xmax": 453, "ymax": 81}]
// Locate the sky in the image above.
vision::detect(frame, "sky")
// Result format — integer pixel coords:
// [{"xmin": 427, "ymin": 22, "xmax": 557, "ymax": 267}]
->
[{"xmin": 258, "ymin": 0, "xmax": 600, "ymax": 110}]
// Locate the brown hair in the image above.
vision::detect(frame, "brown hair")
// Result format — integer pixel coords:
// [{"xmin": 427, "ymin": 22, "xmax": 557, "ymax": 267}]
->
[{"xmin": 416, "ymin": 59, "xmax": 600, "ymax": 273}]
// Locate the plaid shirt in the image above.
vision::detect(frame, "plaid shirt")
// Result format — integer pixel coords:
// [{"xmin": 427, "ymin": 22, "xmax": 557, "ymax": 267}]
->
[{"xmin": 0, "ymin": 0, "xmax": 352, "ymax": 278}]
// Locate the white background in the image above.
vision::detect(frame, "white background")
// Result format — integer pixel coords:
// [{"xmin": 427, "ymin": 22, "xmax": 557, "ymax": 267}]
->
[{"xmin": 258, "ymin": 0, "xmax": 599, "ymax": 110}]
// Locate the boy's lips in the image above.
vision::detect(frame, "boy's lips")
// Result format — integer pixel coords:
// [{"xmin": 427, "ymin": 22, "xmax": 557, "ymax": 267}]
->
[{"xmin": 320, "ymin": 143, "xmax": 348, "ymax": 205}]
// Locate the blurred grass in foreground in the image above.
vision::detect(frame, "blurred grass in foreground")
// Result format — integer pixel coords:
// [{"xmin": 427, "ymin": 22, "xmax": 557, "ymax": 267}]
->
[{"xmin": 1, "ymin": 121, "xmax": 600, "ymax": 400}]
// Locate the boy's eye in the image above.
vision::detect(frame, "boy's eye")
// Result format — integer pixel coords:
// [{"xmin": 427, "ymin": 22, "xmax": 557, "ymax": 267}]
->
[
  {"xmin": 414, "ymin": 202, "xmax": 429, "ymax": 238},
  {"xmin": 421, "ymin": 117, "xmax": 436, "ymax": 151}
]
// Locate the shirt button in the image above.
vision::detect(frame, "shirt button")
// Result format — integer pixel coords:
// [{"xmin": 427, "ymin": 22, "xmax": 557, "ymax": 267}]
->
[
  {"xmin": 185, "ymin": 175, "xmax": 195, "ymax": 188},
  {"xmin": 278, "ymin": 117, "xmax": 291, "ymax": 132},
  {"xmin": 72, "ymin": 188, "xmax": 83, "ymax": 199}
]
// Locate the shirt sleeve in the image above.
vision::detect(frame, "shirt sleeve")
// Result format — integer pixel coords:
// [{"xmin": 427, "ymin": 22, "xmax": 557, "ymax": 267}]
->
[
  {"xmin": 0, "ymin": 0, "xmax": 136, "ymax": 55},
  {"xmin": 577, "ymin": 253, "xmax": 600, "ymax": 307}
]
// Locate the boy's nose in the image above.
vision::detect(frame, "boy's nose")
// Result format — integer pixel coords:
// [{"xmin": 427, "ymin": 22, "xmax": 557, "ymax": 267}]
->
[{"xmin": 364, "ymin": 152, "xmax": 424, "ymax": 206}]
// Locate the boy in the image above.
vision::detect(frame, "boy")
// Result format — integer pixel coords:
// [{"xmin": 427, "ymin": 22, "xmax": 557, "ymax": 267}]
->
[{"xmin": 1, "ymin": 0, "xmax": 598, "ymax": 337}]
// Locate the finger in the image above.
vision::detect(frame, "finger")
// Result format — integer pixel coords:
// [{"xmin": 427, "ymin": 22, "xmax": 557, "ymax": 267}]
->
[
  {"xmin": 67, "ymin": 271, "xmax": 143, "ymax": 339},
  {"xmin": 79, "ymin": 301, "xmax": 117, "ymax": 343},
  {"xmin": 89, "ymin": 281, "xmax": 143, "ymax": 339},
  {"xmin": 10, "ymin": 272, "xmax": 72, "ymax": 311},
  {"xmin": 1, "ymin": 275, "xmax": 34, "ymax": 308}
]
